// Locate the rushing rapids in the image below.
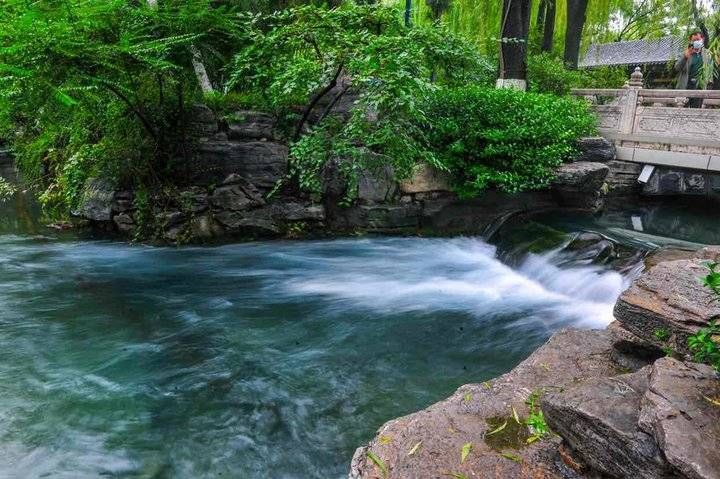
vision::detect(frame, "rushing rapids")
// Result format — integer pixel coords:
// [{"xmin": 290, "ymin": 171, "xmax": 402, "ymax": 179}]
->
[
  {"xmin": 1, "ymin": 165, "xmax": 716, "ymax": 478},
  {"xmin": 0, "ymin": 230, "xmax": 638, "ymax": 478}
]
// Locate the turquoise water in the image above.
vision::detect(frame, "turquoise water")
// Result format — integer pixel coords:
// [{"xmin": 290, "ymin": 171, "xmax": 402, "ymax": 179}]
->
[
  {"xmin": 0, "ymin": 233, "xmax": 629, "ymax": 478},
  {"xmin": 3, "ymin": 166, "xmax": 714, "ymax": 478}
]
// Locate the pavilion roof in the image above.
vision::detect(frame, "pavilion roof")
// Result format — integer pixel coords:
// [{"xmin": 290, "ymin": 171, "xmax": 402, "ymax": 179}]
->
[{"xmin": 579, "ymin": 37, "xmax": 684, "ymax": 68}]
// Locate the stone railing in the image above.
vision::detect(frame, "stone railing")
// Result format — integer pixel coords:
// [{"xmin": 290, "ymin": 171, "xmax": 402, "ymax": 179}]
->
[{"xmin": 571, "ymin": 67, "xmax": 720, "ymax": 173}]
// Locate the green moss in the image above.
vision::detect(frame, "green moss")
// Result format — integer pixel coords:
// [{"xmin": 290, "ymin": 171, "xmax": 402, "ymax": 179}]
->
[{"xmin": 483, "ymin": 416, "xmax": 530, "ymax": 451}]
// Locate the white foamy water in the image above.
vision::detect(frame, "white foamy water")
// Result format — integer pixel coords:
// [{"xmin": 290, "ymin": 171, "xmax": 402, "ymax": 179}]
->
[
  {"xmin": 0, "ymin": 234, "xmax": 642, "ymax": 478},
  {"xmin": 283, "ymin": 237, "xmax": 630, "ymax": 328}
]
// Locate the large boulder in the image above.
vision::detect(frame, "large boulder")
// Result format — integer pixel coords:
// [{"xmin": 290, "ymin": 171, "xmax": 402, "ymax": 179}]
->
[
  {"xmin": 542, "ymin": 368, "xmax": 674, "ymax": 479},
  {"xmin": 576, "ymin": 137, "xmax": 616, "ymax": 163},
  {"xmin": 193, "ymin": 140, "xmax": 288, "ymax": 189},
  {"xmin": 551, "ymin": 161, "xmax": 610, "ymax": 211},
  {"xmin": 350, "ymin": 329, "xmax": 622, "ymax": 479},
  {"xmin": 357, "ymin": 166, "xmax": 397, "ymax": 204},
  {"xmin": 227, "ymin": 111, "xmax": 277, "ymax": 141},
  {"xmin": 639, "ymin": 358, "xmax": 720, "ymax": 479},
  {"xmin": 73, "ymin": 178, "xmax": 116, "ymax": 222},
  {"xmin": 399, "ymin": 163, "xmax": 451, "ymax": 194},
  {"xmin": 188, "ymin": 104, "xmax": 219, "ymax": 137},
  {"xmin": 614, "ymin": 253, "xmax": 720, "ymax": 355},
  {"xmin": 210, "ymin": 174, "xmax": 265, "ymax": 211}
]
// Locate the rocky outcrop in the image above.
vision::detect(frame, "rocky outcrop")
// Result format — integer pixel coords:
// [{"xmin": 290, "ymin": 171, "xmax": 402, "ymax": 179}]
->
[
  {"xmin": 350, "ymin": 329, "xmax": 626, "ymax": 479},
  {"xmin": 551, "ymin": 161, "xmax": 610, "ymax": 211},
  {"xmin": 639, "ymin": 358, "xmax": 720, "ymax": 479},
  {"xmin": 614, "ymin": 247, "xmax": 720, "ymax": 355},
  {"xmin": 70, "ymin": 109, "xmax": 618, "ymax": 242},
  {"xmin": 73, "ymin": 178, "xmax": 116, "ymax": 222},
  {"xmin": 351, "ymin": 249, "xmax": 720, "ymax": 479},
  {"xmin": 542, "ymin": 368, "xmax": 674, "ymax": 479},
  {"xmin": 576, "ymin": 137, "xmax": 616, "ymax": 163},
  {"xmin": 543, "ymin": 357, "xmax": 720, "ymax": 479}
]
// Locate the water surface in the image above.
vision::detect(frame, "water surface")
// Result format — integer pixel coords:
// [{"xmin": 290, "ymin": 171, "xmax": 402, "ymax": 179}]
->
[
  {"xmin": 2, "ymin": 169, "xmax": 716, "ymax": 478},
  {"xmin": 1, "ymin": 234, "xmax": 626, "ymax": 478}
]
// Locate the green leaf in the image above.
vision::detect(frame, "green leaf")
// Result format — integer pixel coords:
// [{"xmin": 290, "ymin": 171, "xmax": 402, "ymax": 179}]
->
[
  {"xmin": 445, "ymin": 473, "xmax": 469, "ymax": 479},
  {"xmin": 460, "ymin": 442, "xmax": 472, "ymax": 463},
  {"xmin": 486, "ymin": 420, "xmax": 507, "ymax": 436},
  {"xmin": 463, "ymin": 392, "xmax": 472, "ymax": 403},
  {"xmin": 500, "ymin": 452, "xmax": 522, "ymax": 463},
  {"xmin": 408, "ymin": 441, "xmax": 422, "ymax": 456},
  {"xmin": 367, "ymin": 450, "xmax": 388, "ymax": 479},
  {"xmin": 511, "ymin": 406, "xmax": 520, "ymax": 424}
]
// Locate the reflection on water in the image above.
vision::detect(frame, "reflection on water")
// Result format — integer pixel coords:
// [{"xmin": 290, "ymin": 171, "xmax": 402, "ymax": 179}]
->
[
  {"xmin": 535, "ymin": 199, "xmax": 720, "ymax": 247},
  {"xmin": 0, "ymin": 157, "xmax": 44, "ymax": 236}
]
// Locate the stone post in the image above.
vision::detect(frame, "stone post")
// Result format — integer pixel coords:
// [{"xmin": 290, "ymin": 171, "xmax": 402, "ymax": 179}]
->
[{"xmin": 619, "ymin": 67, "xmax": 643, "ymax": 134}]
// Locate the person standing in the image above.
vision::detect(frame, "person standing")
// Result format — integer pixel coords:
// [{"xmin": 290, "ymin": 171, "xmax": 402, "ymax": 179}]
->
[{"xmin": 675, "ymin": 32, "xmax": 714, "ymax": 107}]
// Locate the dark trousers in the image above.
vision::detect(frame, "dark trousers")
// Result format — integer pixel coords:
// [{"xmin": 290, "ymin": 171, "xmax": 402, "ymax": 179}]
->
[{"xmin": 687, "ymin": 78, "xmax": 703, "ymax": 108}]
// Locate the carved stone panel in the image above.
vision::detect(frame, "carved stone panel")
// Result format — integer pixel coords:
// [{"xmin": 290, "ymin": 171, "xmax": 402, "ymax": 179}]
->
[
  {"xmin": 595, "ymin": 106, "xmax": 622, "ymax": 131},
  {"xmin": 634, "ymin": 107, "xmax": 720, "ymax": 141}
]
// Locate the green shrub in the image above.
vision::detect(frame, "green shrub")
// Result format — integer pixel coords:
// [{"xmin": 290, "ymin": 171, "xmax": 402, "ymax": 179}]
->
[
  {"xmin": 527, "ymin": 54, "xmax": 628, "ymax": 95},
  {"xmin": 527, "ymin": 54, "xmax": 585, "ymax": 95},
  {"xmin": 688, "ymin": 321, "xmax": 720, "ymax": 372},
  {"xmin": 425, "ymin": 86, "xmax": 596, "ymax": 196}
]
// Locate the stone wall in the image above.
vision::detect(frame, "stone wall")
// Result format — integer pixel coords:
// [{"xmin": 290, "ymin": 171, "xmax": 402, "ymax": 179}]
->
[
  {"xmin": 642, "ymin": 166, "xmax": 720, "ymax": 199},
  {"xmin": 68, "ymin": 113, "xmax": 614, "ymax": 242}
]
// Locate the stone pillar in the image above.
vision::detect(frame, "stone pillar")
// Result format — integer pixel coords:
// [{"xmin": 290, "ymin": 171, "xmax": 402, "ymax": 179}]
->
[{"xmin": 618, "ymin": 67, "xmax": 643, "ymax": 134}]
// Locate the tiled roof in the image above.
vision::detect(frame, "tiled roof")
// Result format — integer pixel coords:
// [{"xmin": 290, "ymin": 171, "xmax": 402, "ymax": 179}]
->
[{"xmin": 579, "ymin": 37, "xmax": 684, "ymax": 67}]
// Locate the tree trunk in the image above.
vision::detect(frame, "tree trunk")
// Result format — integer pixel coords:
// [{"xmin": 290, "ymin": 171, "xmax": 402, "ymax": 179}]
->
[
  {"xmin": 564, "ymin": 0, "xmax": 588, "ymax": 69},
  {"xmin": 498, "ymin": 0, "xmax": 532, "ymax": 89},
  {"xmin": 404, "ymin": 0, "xmax": 412, "ymax": 26},
  {"xmin": 536, "ymin": 0, "xmax": 546, "ymax": 34},
  {"xmin": 190, "ymin": 45, "xmax": 214, "ymax": 94},
  {"xmin": 146, "ymin": 0, "xmax": 214, "ymax": 94},
  {"xmin": 541, "ymin": 0, "xmax": 555, "ymax": 52}
]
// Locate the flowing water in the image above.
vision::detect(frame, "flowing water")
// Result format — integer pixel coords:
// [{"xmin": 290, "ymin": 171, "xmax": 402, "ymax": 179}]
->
[{"xmin": 0, "ymin": 165, "xmax": 716, "ymax": 478}]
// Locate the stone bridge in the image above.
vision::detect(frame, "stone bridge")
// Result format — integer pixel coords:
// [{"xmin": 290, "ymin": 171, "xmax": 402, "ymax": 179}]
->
[{"xmin": 571, "ymin": 67, "xmax": 720, "ymax": 198}]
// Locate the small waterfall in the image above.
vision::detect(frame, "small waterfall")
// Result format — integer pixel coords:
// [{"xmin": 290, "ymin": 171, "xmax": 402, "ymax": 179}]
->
[{"xmin": 280, "ymin": 236, "xmax": 639, "ymax": 328}]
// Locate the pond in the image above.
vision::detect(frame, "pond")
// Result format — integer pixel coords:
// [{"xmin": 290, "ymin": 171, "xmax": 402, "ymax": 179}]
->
[{"xmin": 0, "ymin": 169, "xmax": 717, "ymax": 478}]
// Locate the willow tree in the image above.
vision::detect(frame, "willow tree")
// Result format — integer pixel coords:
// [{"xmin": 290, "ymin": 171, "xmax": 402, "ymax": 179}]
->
[
  {"xmin": 536, "ymin": 0, "xmax": 556, "ymax": 51},
  {"xmin": 564, "ymin": 0, "xmax": 589, "ymax": 68},
  {"xmin": 498, "ymin": 0, "xmax": 532, "ymax": 89}
]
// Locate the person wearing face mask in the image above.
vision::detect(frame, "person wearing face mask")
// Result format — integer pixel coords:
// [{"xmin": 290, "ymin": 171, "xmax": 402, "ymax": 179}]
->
[{"xmin": 675, "ymin": 32, "xmax": 714, "ymax": 107}]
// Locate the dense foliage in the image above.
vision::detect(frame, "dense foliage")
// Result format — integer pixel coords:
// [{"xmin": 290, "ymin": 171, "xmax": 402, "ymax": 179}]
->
[
  {"xmin": 0, "ymin": 0, "xmax": 240, "ymax": 214},
  {"xmin": 1, "ymin": 0, "xmax": 602, "ymax": 217},
  {"xmin": 227, "ymin": 4, "xmax": 494, "ymax": 197},
  {"xmin": 527, "ymin": 53, "xmax": 627, "ymax": 95},
  {"xmin": 425, "ymin": 86, "xmax": 595, "ymax": 195}
]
